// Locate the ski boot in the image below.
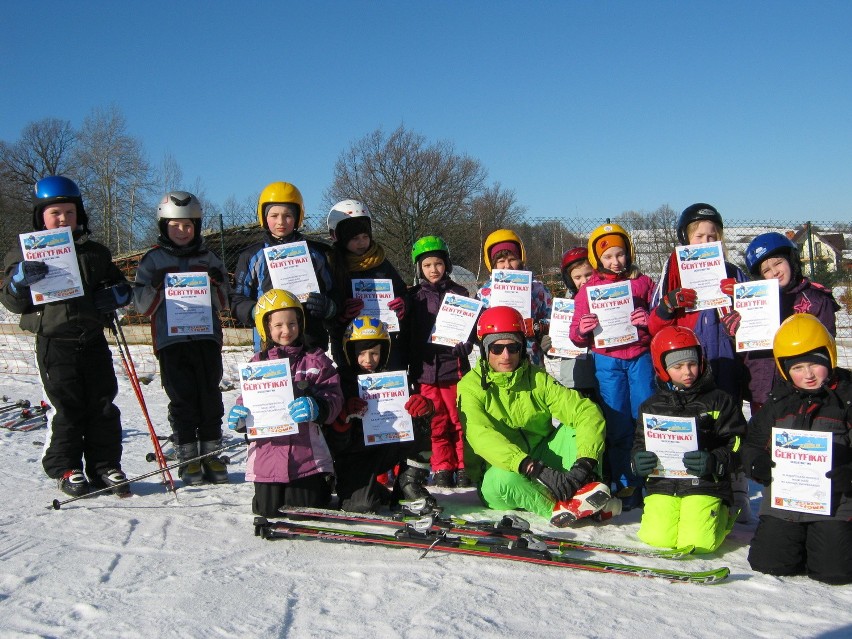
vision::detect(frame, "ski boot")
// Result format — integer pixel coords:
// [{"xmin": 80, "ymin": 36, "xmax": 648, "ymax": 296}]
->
[
  {"xmin": 394, "ymin": 460, "xmax": 438, "ymax": 512},
  {"xmin": 432, "ymin": 470, "xmax": 455, "ymax": 488},
  {"xmin": 200, "ymin": 440, "xmax": 229, "ymax": 484},
  {"xmin": 57, "ymin": 469, "xmax": 89, "ymax": 497},
  {"xmin": 455, "ymin": 468, "xmax": 472, "ymax": 488},
  {"xmin": 176, "ymin": 442, "xmax": 204, "ymax": 486},
  {"xmin": 99, "ymin": 468, "xmax": 131, "ymax": 496},
  {"xmin": 551, "ymin": 482, "xmax": 611, "ymax": 528}
]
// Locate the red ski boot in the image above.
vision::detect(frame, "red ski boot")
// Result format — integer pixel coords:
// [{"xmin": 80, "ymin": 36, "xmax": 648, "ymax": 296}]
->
[{"xmin": 550, "ymin": 482, "xmax": 611, "ymax": 528}]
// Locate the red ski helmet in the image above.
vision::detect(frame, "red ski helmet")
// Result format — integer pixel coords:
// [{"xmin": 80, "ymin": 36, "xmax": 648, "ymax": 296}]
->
[{"xmin": 650, "ymin": 326, "xmax": 704, "ymax": 382}]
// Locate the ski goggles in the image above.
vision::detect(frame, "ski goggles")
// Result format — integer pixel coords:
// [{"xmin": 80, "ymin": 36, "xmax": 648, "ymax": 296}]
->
[{"xmin": 488, "ymin": 343, "xmax": 522, "ymax": 355}]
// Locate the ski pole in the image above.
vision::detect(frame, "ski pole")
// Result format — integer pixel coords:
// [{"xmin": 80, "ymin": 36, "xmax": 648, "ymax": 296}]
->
[
  {"xmin": 109, "ymin": 313, "xmax": 177, "ymax": 493},
  {"xmin": 49, "ymin": 438, "xmax": 247, "ymax": 510},
  {"xmin": 0, "ymin": 399, "xmax": 30, "ymax": 412}
]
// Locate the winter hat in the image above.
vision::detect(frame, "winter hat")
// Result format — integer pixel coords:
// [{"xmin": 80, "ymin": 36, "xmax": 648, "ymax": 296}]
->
[
  {"xmin": 663, "ymin": 347, "xmax": 699, "ymax": 370},
  {"xmin": 781, "ymin": 349, "xmax": 832, "ymax": 377},
  {"xmin": 593, "ymin": 233, "xmax": 626, "ymax": 260},
  {"xmin": 482, "ymin": 332, "xmax": 524, "ymax": 352},
  {"xmin": 489, "ymin": 241, "xmax": 521, "ymax": 262},
  {"xmin": 335, "ymin": 216, "xmax": 372, "ymax": 247}
]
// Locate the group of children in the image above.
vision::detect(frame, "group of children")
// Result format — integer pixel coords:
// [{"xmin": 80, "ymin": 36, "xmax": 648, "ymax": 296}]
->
[{"xmin": 2, "ymin": 179, "xmax": 850, "ymax": 584}]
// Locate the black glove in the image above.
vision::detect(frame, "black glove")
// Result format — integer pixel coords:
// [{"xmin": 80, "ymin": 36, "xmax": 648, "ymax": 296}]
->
[
  {"xmin": 207, "ymin": 267, "xmax": 226, "ymax": 285},
  {"xmin": 749, "ymin": 454, "xmax": 775, "ymax": 486},
  {"xmin": 304, "ymin": 292, "xmax": 337, "ymax": 319},
  {"xmin": 451, "ymin": 341, "xmax": 473, "ymax": 359},
  {"xmin": 632, "ymin": 451, "xmax": 659, "ymax": 477},
  {"xmin": 521, "ymin": 456, "xmax": 596, "ymax": 502},
  {"xmin": 826, "ymin": 464, "xmax": 852, "ymax": 495},
  {"xmin": 93, "ymin": 282, "xmax": 133, "ymax": 313},
  {"xmin": 11, "ymin": 260, "xmax": 49, "ymax": 289},
  {"xmin": 322, "ymin": 420, "xmax": 352, "ymax": 454},
  {"xmin": 148, "ymin": 268, "xmax": 172, "ymax": 288},
  {"xmin": 682, "ymin": 450, "xmax": 720, "ymax": 477}
]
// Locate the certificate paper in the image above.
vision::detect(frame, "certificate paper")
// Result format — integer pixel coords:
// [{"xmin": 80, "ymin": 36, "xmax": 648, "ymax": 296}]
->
[
  {"xmin": 641, "ymin": 413, "xmax": 698, "ymax": 478},
  {"xmin": 586, "ymin": 281, "xmax": 637, "ymax": 348},
  {"xmin": 238, "ymin": 359, "xmax": 297, "ymax": 440},
  {"xmin": 430, "ymin": 294, "xmax": 483, "ymax": 347},
  {"xmin": 164, "ymin": 272, "xmax": 213, "ymax": 336},
  {"xmin": 352, "ymin": 278, "xmax": 399, "ymax": 332},
  {"xmin": 358, "ymin": 371, "xmax": 413, "ymax": 446},
  {"xmin": 263, "ymin": 241, "xmax": 320, "ymax": 302},
  {"xmin": 548, "ymin": 298, "xmax": 587, "ymax": 358},
  {"xmin": 675, "ymin": 241, "xmax": 729, "ymax": 312},
  {"xmin": 771, "ymin": 427, "xmax": 833, "ymax": 516},
  {"xmin": 733, "ymin": 280, "xmax": 780, "ymax": 352},
  {"xmin": 18, "ymin": 228, "xmax": 84, "ymax": 304},
  {"xmin": 488, "ymin": 269, "xmax": 532, "ymax": 319}
]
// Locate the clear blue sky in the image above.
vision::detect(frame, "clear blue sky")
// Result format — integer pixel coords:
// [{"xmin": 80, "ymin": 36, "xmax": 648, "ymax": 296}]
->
[{"xmin": 2, "ymin": 1, "xmax": 850, "ymax": 225}]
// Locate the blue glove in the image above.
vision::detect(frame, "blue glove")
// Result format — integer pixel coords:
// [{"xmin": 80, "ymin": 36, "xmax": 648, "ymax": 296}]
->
[
  {"xmin": 682, "ymin": 450, "xmax": 719, "ymax": 477},
  {"xmin": 93, "ymin": 282, "xmax": 133, "ymax": 313},
  {"xmin": 304, "ymin": 292, "xmax": 337, "ymax": 319},
  {"xmin": 288, "ymin": 396, "xmax": 320, "ymax": 423},
  {"xmin": 10, "ymin": 261, "xmax": 48, "ymax": 291},
  {"xmin": 632, "ymin": 451, "xmax": 659, "ymax": 477},
  {"xmin": 227, "ymin": 405, "xmax": 251, "ymax": 432}
]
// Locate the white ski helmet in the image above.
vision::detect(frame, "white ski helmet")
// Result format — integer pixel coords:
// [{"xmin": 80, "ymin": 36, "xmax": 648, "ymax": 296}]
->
[
  {"xmin": 157, "ymin": 191, "xmax": 203, "ymax": 220},
  {"xmin": 327, "ymin": 199, "xmax": 371, "ymax": 243}
]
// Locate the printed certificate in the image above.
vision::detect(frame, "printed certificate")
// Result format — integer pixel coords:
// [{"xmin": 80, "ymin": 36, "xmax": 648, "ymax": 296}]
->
[
  {"xmin": 733, "ymin": 280, "xmax": 780, "ymax": 352},
  {"xmin": 548, "ymin": 298, "xmax": 587, "ymax": 358},
  {"xmin": 164, "ymin": 272, "xmax": 213, "ymax": 336},
  {"xmin": 488, "ymin": 269, "xmax": 532, "ymax": 319},
  {"xmin": 586, "ymin": 281, "xmax": 637, "ymax": 348},
  {"xmin": 676, "ymin": 241, "xmax": 729, "ymax": 312},
  {"xmin": 771, "ymin": 427, "xmax": 833, "ymax": 516},
  {"xmin": 352, "ymin": 278, "xmax": 399, "ymax": 332},
  {"xmin": 430, "ymin": 293, "xmax": 483, "ymax": 347},
  {"xmin": 263, "ymin": 241, "xmax": 320, "ymax": 301},
  {"xmin": 18, "ymin": 228, "xmax": 84, "ymax": 304},
  {"xmin": 238, "ymin": 358, "xmax": 298, "ymax": 440},
  {"xmin": 358, "ymin": 371, "xmax": 414, "ymax": 446},
  {"xmin": 641, "ymin": 413, "xmax": 698, "ymax": 478}
]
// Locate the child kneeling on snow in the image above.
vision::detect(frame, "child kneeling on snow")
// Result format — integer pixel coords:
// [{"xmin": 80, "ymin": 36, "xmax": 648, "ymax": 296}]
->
[
  {"xmin": 632, "ymin": 326, "xmax": 745, "ymax": 553},
  {"xmin": 227, "ymin": 289, "xmax": 343, "ymax": 517}
]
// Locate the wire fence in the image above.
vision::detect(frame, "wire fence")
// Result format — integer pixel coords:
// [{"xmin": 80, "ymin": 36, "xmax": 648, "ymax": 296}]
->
[{"xmin": 2, "ymin": 214, "xmax": 851, "ymax": 382}]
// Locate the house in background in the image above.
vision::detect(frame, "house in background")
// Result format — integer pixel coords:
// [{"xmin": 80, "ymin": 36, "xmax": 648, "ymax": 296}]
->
[{"xmin": 790, "ymin": 226, "xmax": 849, "ymax": 274}]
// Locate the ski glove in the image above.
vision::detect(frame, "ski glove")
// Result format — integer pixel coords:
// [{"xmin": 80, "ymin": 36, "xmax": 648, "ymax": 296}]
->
[
  {"xmin": 578, "ymin": 313, "xmax": 599, "ymax": 336},
  {"xmin": 93, "ymin": 282, "xmax": 133, "ymax": 313},
  {"xmin": 631, "ymin": 451, "xmax": 659, "ymax": 477},
  {"xmin": 663, "ymin": 288, "xmax": 698, "ymax": 313},
  {"xmin": 288, "ymin": 396, "xmax": 320, "ymax": 423},
  {"xmin": 682, "ymin": 450, "xmax": 723, "ymax": 477},
  {"xmin": 540, "ymin": 334, "xmax": 553, "ymax": 356},
  {"xmin": 630, "ymin": 308, "xmax": 649, "ymax": 327},
  {"xmin": 720, "ymin": 310, "xmax": 741, "ymax": 337},
  {"xmin": 451, "ymin": 340, "xmax": 473, "ymax": 359},
  {"xmin": 10, "ymin": 260, "xmax": 48, "ymax": 290},
  {"xmin": 826, "ymin": 464, "xmax": 852, "ymax": 495},
  {"xmin": 387, "ymin": 296, "xmax": 406, "ymax": 320},
  {"xmin": 339, "ymin": 298, "xmax": 364, "ymax": 323},
  {"xmin": 343, "ymin": 397, "xmax": 368, "ymax": 422},
  {"xmin": 749, "ymin": 455, "xmax": 775, "ymax": 486},
  {"xmin": 404, "ymin": 394, "xmax": 433, "ymax": 418},
  {"xmin": 304, "ymin": 292, "xmax": 337, "ymax": 319},
  {"xmin": 207, "ymin": 267, "xmax": 226, "ymax": 285},
  {"xmin": 720, "ymin": 278, "xmax": 737, "ymax": 298},
  {"xmin": 227, "ymin": 405, "xmax": 251, "ymax": 432},
  {"xmin": 522, "ymin": 457, "xmax": 597, "ymax": 503},
  {"xmin": 323, "ymin": 420, "xmax": 351, "ymax": 454}
]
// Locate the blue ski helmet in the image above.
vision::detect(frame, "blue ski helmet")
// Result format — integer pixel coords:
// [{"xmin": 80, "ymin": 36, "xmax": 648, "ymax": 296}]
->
[
  {"xmin": 744, "ymin": 232, "xmax": 797, "ymax": 275},
  {"xmin": 32, "ymin": 176, "xmax": 88, "ymax": 233}
]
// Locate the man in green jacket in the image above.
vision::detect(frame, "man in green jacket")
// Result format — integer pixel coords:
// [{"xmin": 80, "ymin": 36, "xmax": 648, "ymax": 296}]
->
[{"xmin": 458, "ymin": 306, "xmax": 613, "ymax": 526}]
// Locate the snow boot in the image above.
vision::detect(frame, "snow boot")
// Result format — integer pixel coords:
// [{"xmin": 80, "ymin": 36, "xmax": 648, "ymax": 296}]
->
[
  {"xmin": 432, "ymin": 470, "xmax": 455, "ymax": 488},
  {"xmin": 176, "ymin": 442, "xmax": 204, "ymax": 486},
  {"xmin": 58, "ymin": 469, "xmax": 89, "ymax": 497},
  {"xmin": 99, "ymin": 468, "xmax": 131, "ymax": 496},
  {"xmin": 200, "ymin": 440, "xmax": 229, "ymax": 484},
  {"xmin": 394, "ymin": 460, "xmax": 438, "ymax": 511},
  {"xmin": 455, "ymin": 468, "xmax": 472, "ymax": 488},
  {"xmin": 551, "ymin": 482, "xmax": 611, "ymax": 528},
  {"xmin": 732, "ymin": 471, "xmax": 752, "ymax": 523}
]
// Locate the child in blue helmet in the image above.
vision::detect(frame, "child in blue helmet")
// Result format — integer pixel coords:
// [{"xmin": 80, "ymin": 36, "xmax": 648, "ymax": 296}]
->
[{"xmin": 0, "ymin": 176, "xmax": 132, "ymax": 497}]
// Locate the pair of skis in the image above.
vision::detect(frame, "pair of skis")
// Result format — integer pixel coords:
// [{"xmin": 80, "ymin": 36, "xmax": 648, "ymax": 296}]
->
[
  {"xmin": 255, "ymin": 507, "xmax": 730, "ymax": 584},
  {"xmin": 0, "ymin": 402, "xmax": 49, "ymax": 431}
]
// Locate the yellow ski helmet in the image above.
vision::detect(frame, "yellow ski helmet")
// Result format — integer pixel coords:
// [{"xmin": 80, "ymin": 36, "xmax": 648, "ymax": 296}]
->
[
  {"xmin": 342, "ymin": 315, "xmax": 391, "ymax": 369},
  {"xmin": 256, "ymin": 182, "xmax": 305, "ymax": 229},
  {"xmin": 773, "ymin": 313, "xmax": 836, "ymax": 381},
  {"xmin": 483, "ymin": 229, "xmax": 526, "ymax": 272},
  {"xmin": 587, "ymin": 222, "xmax": 633, "ymax": 270},
  {"xmin": 254, "ymin": 289, "xmax": 304, "ymax": 345}
]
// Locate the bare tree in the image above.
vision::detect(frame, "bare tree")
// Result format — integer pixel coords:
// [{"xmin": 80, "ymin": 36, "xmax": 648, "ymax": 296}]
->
[
  {"xmin": 157, "ymin": 152, "xmax": 184, "ymax": 195},
  {"xmin": 616, "ymin": 204, "xmax": 678, "ymax": 276},
  {"xmin": 75, "ymin": 105, "xmax": 153, "ymax": 254},
  {"xmin": 463, "ymin": 183, "xmax": 527, "ymax": 278},
  {"xmin": 324, "ymin": 125, "xmax": 488, "ymax": 274}
]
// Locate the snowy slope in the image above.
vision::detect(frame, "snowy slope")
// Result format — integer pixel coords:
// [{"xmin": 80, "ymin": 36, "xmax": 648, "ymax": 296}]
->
[{"xmin": 1, "ymin": 345, "xmax": 851, "ymax": 639}]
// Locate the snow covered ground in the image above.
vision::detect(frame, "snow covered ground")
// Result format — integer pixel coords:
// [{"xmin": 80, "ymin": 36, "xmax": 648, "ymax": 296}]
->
[{"xmin": 1, "ymin": 342, "xmax": 852, "ymax": 639}]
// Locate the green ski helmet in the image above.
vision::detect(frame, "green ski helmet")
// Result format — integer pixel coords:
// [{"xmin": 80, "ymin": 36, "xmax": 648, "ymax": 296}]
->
[{"xmin": 411, "ymin": 235, "xmax": 452, "ymax": 278}]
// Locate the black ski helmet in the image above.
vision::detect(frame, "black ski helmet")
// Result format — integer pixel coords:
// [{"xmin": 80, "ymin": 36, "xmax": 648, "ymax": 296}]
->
[{"xmin": 676, "ymin": 203, "xmax": 722, "ymax": 245}]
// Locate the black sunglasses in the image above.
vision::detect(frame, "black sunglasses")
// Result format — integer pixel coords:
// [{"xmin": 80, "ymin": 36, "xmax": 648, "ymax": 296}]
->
[{"xmin": 488, "ymin": 343, "xmax": 522, "ymax": 355}]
